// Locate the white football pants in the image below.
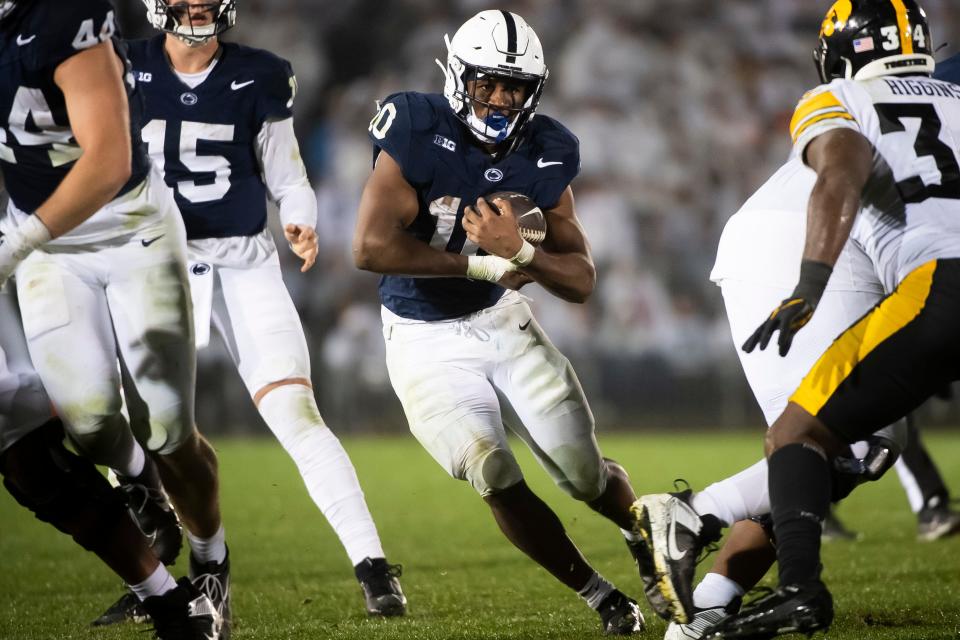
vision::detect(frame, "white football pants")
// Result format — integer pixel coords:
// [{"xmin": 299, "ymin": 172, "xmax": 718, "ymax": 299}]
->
[
  {"xmin": 694, "ymin": 278, "xmax": 905, "ymax": 525},
  {"xmin": 383, "ymin": 293, "xmax": 606, "ymax": 500},
  {"xmin": 187, "ymin": 231, "xmax": 386, "ymax": 565},
  {"xmin": 15, "ymin": 177, "xmax": 196, "ymax": 463}
]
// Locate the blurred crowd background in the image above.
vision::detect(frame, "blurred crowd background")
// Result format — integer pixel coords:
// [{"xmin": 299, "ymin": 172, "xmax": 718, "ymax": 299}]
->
[{"xmin": 114, "ymin": 0, "xmax": 960, "ymax": 434}]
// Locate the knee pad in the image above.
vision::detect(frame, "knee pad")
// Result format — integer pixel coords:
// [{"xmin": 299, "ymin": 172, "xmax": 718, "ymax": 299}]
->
[
  {"xmin": 463, "ymin": 444, "xmax": 524, "ymax": 498},
  {"xmin": 0, "ymin": 419, "xmax": 129, "ymax": 552}
]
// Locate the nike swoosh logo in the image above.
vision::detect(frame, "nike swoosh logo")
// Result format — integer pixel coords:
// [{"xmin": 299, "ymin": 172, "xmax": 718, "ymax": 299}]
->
[
  {"xmin": 16, "ymin": 34, "xmax": 36, "ymax": 46},
  {"xmin": 666, "ymin": 509, "xmax": 687, "ymax": 561},
  {"xmin": 519, "ymin": 320, "xmax": 531, "ymax": 331},
  {"xmin": 231, "ymin": 79, "xmax": 255, "ymax": 90},
  {"xmin": 141, "ymin": 235, "xmax": 164, "ymax": 247},
  {"xmin": 537, "ymin": 158, "xmax": 562, "ymax": 168}
]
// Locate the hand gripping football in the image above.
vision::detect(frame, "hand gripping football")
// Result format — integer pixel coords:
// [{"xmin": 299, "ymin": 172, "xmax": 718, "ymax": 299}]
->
[{"xmin": 485, "ymin": 191, "xmax": 547, "ymax": 246}]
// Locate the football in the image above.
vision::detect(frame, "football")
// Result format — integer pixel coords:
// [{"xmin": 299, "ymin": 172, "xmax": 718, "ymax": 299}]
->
[{"xmin": 485, "ymin": 191, "xmax": 547, "ymax": 246}]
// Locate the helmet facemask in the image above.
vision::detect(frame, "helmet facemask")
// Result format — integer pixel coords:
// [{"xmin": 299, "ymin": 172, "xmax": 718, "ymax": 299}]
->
[
  {"xmin": 141, "ymin": 0, "xmax": 236, "ymax": 47},
  {"xmin": 442, "ymin": 54, "xmax": 547, "ymax": 146}
]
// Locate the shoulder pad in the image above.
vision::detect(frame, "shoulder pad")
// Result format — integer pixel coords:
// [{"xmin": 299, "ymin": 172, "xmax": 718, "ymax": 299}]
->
[
  {"xmin": 525, "ymin": 115, "xmax": 581, "ymax": 191},
  {"xmin": 223, "ymin": 45, "xmax": 296, "ymax": 124},
  {"xmin": 367, "ymin": 92, "xmax": 439, "ymax": 183},
  {"xmin": 790, "ymin": 81, "xmax": 856, "ymax": 144}
]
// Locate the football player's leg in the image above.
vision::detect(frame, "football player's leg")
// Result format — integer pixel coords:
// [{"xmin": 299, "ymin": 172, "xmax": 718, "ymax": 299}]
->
[
  {"xmin": 216, "ymin": 261, "xmax": 405, "ymax": 613},
  {"xmin": 490, "ymin": 306, "xmax": 634, "ymax": 524},
  {"xmin": 718, "ymin": 261, "xmax": 960, "ymax": 637},
  {"xmin": 689, "ymin": 282, "xmax": 881, "ymax": 527},
  {"xmin": 0, "ymin": 417, "xmax": 177, "ymax": 592},
  {"xmin": 106, "ymin": 230, "xmax": 222, "ymax": 543},
  {"xmin": 218, "ymin": 261, "xmax": 386, "ymax": 562},
  {"xmin": 15, "ymin": 251, "xmax": 142, "ymax": 473},
  {"xmin": 386, "ymin": 315, "xmax": 640, "ymax": 631},
  {"xmin": 663, "ymin": 519, "xmax": 775, "ymax": 639}
]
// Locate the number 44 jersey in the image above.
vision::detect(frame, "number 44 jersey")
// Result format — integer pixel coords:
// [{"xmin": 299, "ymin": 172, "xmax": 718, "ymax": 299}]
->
[
  {"xmin": 126, "ymin": 35, "xmax": 296, "ymax": 240},
  {"xmin": 790, "ymin": 73, "xmax": 960, "ymax": 293},
  {"xmin": 0, "ymin": 0, "xmax": 150, "ymax": 222}
]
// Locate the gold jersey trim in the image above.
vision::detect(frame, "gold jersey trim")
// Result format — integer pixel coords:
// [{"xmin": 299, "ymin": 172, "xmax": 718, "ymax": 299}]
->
[{"xmin": 790, "ymin": 260, "xmax": 936, "ymax": 415}]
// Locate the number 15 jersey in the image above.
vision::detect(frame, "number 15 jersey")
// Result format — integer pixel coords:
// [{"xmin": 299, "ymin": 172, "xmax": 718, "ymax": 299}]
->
[
  {"xmin": 126, "ymin": 35, "xmax": 296, "ymax": 240},
  {"xmin": 790, "ymin": 74, "xmax": 960, "ymax": 292}
]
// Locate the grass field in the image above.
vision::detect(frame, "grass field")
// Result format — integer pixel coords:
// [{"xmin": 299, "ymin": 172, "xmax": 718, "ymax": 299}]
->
[{"xmin": 2, "ymin": 430, "xmax": 959, "ymax": 639}]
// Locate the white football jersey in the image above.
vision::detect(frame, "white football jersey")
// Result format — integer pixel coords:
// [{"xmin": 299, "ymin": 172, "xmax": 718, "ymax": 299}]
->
[
  {"xmin": 710, "ymin": 157, "xmax": 882, "ymax": 295},
  {"xmin": 790, "ymin": 75, "xmax": 960, "ymax": 292}
]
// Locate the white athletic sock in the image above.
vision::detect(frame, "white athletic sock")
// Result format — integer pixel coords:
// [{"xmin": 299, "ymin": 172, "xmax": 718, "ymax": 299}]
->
[
  {"xmin": 692, "ymin": 459, "xmax": 770, "ymax": 526},
  {"xmin": 258, "ymin": 384, "xmax": 384, "ymax": 565},
  {"xmin": 187, "ymin": 524, "xmax": 227, "ymax": 565},
  {"xmin": 113, "ymin": 441, "xmax": 146, "ymax": 479},
  {"xmin": 129, "ymin": 564, "xmax": 177, "ymax": 601},
  {"xmin": 578, "ymin": 571, "xmax": 616, "ymax": 610},
  {"xmin": 894, "ymin": 456, "xmax": 924, "ymax": 513},
  {"xmin": 693, "ymin": 572, "xmax": 745, "ymax": 610}
]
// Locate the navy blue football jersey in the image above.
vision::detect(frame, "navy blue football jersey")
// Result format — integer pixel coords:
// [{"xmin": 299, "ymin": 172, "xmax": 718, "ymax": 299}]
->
[
  {"xmin": 369, "ymin": 92, "xmax": 580, "ymax": 320},
  {"xmin": 935, "ymin": 53, "xmax": 960, "ymax": 85},
  {"xmin": 126, "ymin": 35, "xmax": 295, "ymax": 240},
  {"xmin": 0, "ymin": 0, "xmax": 149, "ymax": 213}
]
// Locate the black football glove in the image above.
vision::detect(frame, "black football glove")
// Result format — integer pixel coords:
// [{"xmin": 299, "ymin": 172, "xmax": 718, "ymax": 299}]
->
[{"xmin": 742, "ymin": 260, "xmax": 833, "ymax": 357}]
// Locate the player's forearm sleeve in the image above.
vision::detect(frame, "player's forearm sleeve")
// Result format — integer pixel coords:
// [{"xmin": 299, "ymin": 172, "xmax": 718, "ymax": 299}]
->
[{"xmin": 256, "ymin": 117, "xmax": 318, "ymax": 229}]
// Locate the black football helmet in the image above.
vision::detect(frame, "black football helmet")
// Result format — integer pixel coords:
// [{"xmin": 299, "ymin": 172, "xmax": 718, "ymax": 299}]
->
[{"xmin": 814, "ymin": 0, "xmax": 934, "ymax": 83}]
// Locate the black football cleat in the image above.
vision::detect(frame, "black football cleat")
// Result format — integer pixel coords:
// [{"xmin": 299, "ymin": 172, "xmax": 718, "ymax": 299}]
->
[
  {"xmin": 354, "ymin": 557, "xmax": 407, "ymax": 616},
  {"xmin": 917, "ymin": 503, "xmax": 960, "ymax": 541},
  {"xmin": 141, "ymin": 577, "xmax": 222, "ymax": 640},
  {"xmin": 597, "ymin": 589, "xmax": 645, "ymax": 635},
  {"xmin": 190, "ymin": 548, "xmax": 231, "ymax": 639},
  {"xmin": 91, "ymin": 589, "xmax": 149, "ymax": 626},
  {"xmin": 633, "ymin": 487, "xmax": 721, "ymax": 624},
  {"xmin": 117, "ymin": 459, "xmax": 183, "ymax": 566},
  {"xmin": 702, "ymin": 582, "xmax": 833, "ymax": 639}
]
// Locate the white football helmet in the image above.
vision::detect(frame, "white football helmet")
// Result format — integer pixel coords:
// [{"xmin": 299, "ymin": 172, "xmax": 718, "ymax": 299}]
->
[
  {"xmin": 0, "ymin": 1, "xmax": 16, "ymax": 20},
  {"xmin": 436, "ymin": 10, "xmax": 548, "ymax": 148},
  {"xmin": 141, "ymin": 0, "xmax": 236, "ymax": 47}
]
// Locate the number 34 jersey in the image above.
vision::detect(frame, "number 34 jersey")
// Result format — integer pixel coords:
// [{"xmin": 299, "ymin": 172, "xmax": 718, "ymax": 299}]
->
[
  {"xmin": 0, "ymin": 0, "xmax": 149, "ymax": 216},
  {"xmin": 790, "ymin": 74, "xmax": 960, "ymax": 292},
  {"xmin": 126, "ymin": 35, "xmax": 295, "ymax": 240}
]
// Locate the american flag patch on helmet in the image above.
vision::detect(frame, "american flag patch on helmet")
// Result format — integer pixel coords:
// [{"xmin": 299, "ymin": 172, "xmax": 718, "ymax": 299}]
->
[{"xmin": 853, "ymin": 37, "xmax": 875, "ymax": 53}]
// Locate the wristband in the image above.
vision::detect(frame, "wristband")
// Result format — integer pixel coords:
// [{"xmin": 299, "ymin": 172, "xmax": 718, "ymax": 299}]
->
[
  {"xmin": 509, "ymin": 239, "xmax": 535, "ymax": 267},
  {"xmin": 790, "ymin": 259, "xmax": 832, "ymax": 307},
  {"xmin": 466, "ymin": 255, "xmax": 515, "ymax": 283}
]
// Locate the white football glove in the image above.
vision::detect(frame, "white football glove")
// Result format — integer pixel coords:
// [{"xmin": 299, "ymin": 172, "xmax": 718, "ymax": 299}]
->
[{"xmin": 466, "ymin": 254, "xmax": 516, "ymax": 283}]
